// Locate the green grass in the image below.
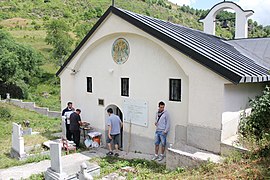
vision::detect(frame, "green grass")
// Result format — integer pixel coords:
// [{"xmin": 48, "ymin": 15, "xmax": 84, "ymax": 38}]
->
[
  {"xmin": 9, "ymin": 30, "xmax": 52, "ymax": 59},
  {"xmin": 90, "ymin": 151, "xmax": 270, "ymax": 179},
  {"xmin": 27, "ymin": 83, "xmax": 60, "ymax": 111},
  {"xmin": 0, "ymin": 102, "xmax": 61, "ymax": 169}
]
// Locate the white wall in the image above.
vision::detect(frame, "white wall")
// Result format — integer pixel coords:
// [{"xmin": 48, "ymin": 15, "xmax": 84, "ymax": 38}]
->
[
  {"xmin": 221, "ymin": 83, "xmax": 266, "ymax": 140},
  {"xmin": 73, "ymin": 33, "xmax": 188, "ymax": 145},
  {"xmin": 59, "ymin": 13, "xmax": 228, "ymax": 153},
  {"xmin": 224, "ymin": 83, "xmax": 266, "ymax": 112}
]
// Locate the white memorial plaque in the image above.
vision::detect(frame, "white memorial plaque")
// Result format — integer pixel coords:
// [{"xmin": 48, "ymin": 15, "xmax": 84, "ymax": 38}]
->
[{"xmin": 123, "ymin": 99, "xmax": 148, "ymax": 127}]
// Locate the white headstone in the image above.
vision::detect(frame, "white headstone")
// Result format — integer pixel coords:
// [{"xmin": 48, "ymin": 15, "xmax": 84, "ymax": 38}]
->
[
  {"xmin": 50, "ymin": 143, "xmax": 62, "ymax": 173},
  {"xmin": 6, "ymin": 93, "xmax": 10, "ymax": 99},
  {"xmin": 11, "ymin": 123, "xmax": 26, "ymax": 157},
  {"xmin": 45, "ymin": 142, "xmax": 67, "ymax": 180}
]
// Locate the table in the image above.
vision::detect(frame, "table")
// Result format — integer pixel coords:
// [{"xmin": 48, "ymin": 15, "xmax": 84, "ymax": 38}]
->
[{"xmin": 80, "ymin": 126, "xmax": 93, "ymax": 140}]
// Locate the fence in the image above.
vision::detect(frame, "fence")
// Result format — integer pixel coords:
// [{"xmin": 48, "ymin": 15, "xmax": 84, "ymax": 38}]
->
[{"xmin": 5, "ymin": 98, "xmax": 61, "ymax": 118}]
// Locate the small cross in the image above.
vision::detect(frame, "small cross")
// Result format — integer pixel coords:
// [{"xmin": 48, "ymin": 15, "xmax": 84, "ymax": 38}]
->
[{"xmin": 112, "ymin": 0, "xmax": 115, "ymax": 6}]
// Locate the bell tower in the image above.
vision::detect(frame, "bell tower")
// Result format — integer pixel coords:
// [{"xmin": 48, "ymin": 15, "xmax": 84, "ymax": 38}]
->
[{"xmin": 199, "ymin": 1, "xmax": 254, "ymax": 39}]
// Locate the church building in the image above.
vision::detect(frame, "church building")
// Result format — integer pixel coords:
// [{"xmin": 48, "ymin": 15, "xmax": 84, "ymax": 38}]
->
[{"xmin": 57, "ymin": 1, "xmax": 270, "ymax": 154}]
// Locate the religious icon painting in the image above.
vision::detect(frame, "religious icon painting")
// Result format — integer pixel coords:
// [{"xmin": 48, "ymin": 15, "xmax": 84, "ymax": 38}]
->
[{"xmin": 112, "ymin": 38, "xmax": 130, "ymax": 64}]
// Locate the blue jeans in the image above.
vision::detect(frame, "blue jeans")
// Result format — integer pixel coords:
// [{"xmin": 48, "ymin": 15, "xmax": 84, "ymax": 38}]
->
[{"xmin": 155, "ymin": 131, "xmax": 167, "ymax": 147}]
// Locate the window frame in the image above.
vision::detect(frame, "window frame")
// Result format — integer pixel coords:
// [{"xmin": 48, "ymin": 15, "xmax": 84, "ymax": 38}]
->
[
  {"xmin": 87, "ymin": 77, "xmax": 92, "ymax": 93},
  {"xmin": 169, "ymin": 78, "xmax": 181, "ymax": 102},
  {"xmin": 121, "ymin": 78, "xmax": 129, "ymax": 97}
]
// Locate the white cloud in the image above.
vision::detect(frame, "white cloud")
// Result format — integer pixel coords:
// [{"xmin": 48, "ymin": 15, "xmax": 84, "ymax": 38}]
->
[
  {"xmin": 237, "ymin": 0, "xmax": 270, "ymax": 25},
  {"xmin": 168, "ymin": 0, "xmax": 195, "ymax": 6}
]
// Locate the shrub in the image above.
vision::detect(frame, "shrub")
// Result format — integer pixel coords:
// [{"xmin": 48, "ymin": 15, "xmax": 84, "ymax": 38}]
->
[
  {"xmin": 0, "ymin": 107, "xmax": 11, "ymax": 119},
  {"xmin": 239, "ymin": 86, "xmax": 270, "ymax": 141}
]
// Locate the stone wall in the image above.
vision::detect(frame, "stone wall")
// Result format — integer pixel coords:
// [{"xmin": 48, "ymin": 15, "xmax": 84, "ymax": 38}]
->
[{"xmin": 8, "ymin": 99, "xmax": 61, "ymax": 118}]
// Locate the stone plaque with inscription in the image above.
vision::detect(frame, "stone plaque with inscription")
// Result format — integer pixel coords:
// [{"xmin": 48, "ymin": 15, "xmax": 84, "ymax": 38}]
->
[{"xmin": 123, "ymin": 99, "xmax": 148, "ymax": 127}]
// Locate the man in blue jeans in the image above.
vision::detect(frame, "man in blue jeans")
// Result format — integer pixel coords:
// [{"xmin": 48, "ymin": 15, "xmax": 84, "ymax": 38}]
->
[{"xmin": 152, "ymin": 101, "xmax": 170, "ymax": 161}]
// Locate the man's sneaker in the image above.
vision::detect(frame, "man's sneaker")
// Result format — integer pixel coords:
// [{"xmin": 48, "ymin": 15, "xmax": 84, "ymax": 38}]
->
[
  {"xmin": 106, "ymin": 151, "xmax": 114, "ymax": 156},
  {"xmin": 114, "ymin": 153, "xmax": 119, "ymax": 157},
  {"xmin": 151, "ymin": 154, "xmax": 159, "ymax": 161},
  {"xmin": 157, "ymin": 154, "xmax": 165, "ymax": 161}
]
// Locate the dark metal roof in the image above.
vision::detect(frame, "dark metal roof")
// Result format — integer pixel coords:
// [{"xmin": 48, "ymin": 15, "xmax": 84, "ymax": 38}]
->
[{"xmin": 56, "ymin": 6, "xmax": 270, "ymax": 84}]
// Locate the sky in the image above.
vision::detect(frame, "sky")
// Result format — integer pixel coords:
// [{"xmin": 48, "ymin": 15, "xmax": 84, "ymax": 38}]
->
[{"xmin": 168, "ymin": 0, "xmax": 270, "ymax": 26}]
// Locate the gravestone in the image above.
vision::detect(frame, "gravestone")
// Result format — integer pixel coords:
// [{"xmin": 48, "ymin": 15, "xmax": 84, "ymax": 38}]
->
[
  {"xmin": 22, "ymin": 128, "xmax": 32, "ymax": 135},
  {"xmin": 45, "ymin": 142, "xmax": 67, "ymax": 180},
  {"xmin": 10, "ymin": 123, "xmax": 26, "ymax": 159},
  {"xmin": 6, "ymin": 93, "xmax": 10, "ymax": 99}
]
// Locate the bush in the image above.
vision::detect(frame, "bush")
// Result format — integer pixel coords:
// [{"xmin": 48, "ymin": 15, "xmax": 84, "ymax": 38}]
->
[
  {"xmin": 0, "ymin": 107, "xmax": 11, "ymax": 119},
  {"xmin": 0, "ymin": 82, "xmax": 24, "ymax": 99}
]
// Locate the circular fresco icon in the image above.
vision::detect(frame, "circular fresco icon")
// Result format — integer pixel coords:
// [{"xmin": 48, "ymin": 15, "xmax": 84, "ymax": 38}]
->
[{"xmin": 112, "ymin": 38, "xmax": 130, "ymax": 65}]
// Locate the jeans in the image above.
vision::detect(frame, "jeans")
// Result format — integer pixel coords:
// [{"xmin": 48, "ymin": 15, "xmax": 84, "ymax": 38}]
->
[{"xmin": 154, "ymin": 131, "xmax": 167, "ymax": 146}]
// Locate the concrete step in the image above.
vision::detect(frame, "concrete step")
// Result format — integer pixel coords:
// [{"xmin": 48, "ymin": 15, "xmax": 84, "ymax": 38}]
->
[
  {"xmin": 221, "ymin": 135, "xmax": 248, "ymax": 156},
  {"xmin": 166, "ymin": 144, "xmax": 222, "ymax": 170}
]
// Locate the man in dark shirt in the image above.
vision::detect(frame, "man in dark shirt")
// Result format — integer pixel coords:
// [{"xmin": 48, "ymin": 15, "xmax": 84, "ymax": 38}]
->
[
  {"xmin": 61, "ymin": 102, "xmax": 75, "ymax": 141},
  {"xmin": 70, "ymin": 109, "xmax": 82, "ymax": 148}
]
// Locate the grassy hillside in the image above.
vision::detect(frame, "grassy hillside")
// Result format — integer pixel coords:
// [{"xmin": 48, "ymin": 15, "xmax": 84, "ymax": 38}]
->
[{"xmin": 0, "ymin": 102, "xmax": 60, "ymax": 168}]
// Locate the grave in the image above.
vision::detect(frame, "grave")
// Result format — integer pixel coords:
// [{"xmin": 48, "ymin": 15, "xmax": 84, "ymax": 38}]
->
[
  {"xmin": 45, "ymin": 142, "xmax": 68, "ymax": 180},
  {"xmin": 10, "ymin": 123, "xmax": 26, "ymax": 160},
  {"xmin": 45, "ymin": 142, "xmax": 100, "ymax": 180}
]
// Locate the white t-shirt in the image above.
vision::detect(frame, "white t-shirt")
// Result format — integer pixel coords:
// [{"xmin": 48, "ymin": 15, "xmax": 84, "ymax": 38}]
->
[{"xmin": 64, "ymin": 111, "xmax": 73, "ymax": 124}]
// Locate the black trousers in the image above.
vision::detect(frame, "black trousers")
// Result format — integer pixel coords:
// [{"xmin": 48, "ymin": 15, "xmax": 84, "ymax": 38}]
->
[
  {"xmin": 71, "ymin": 130, "xmax": 80, "ymax": 148},
  {"xmin": 66, "ymin": 124, "xmax": 72, "ymax": 141}
]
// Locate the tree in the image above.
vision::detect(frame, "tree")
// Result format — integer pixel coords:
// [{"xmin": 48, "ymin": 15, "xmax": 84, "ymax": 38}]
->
[
  {"xmin": 74, "ymin": 22, "xmax": 93, "ymax": 45},
  {"xmin": 0, "ymin": 30, "xmax": 43, "ymax": 98},
  {"xmin": 45, "ymin": 19, "xmax": 73, "ymax": 61}
]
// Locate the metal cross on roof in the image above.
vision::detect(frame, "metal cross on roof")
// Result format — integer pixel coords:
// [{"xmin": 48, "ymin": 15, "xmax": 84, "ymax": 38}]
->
[{"xmin": 112, "ymin": 0, "xmax": 115, "ymax": 6}]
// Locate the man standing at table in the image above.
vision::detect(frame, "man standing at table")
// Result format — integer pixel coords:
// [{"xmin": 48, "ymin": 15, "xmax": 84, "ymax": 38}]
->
[
  {"xmin": 106, "ymin": 108, "xmax": 123, "ymax": 157},
  {"xmin": 62, "ymin": 102, "xmax": 75, "ymax": 141},
  {"xmin": 70, "ymin": 109, "xmax": 82, "ymax": 148}
]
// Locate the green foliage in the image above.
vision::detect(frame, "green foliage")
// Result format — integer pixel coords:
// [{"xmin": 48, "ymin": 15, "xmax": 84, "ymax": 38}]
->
[
  {"xmin": 0, "ymin": 106, "xmax": 11, "ymax": 119},
  {"xmin": 93, "ymin": 156, "xmax": 173, "ymax": 179},
  {"xmin": 26, "ymin": 173, "xmax": 45, "ymax": 180},
  {"xmin": 74, "ymin": 22, "xmax": 94, "ymax": 44},
  {"xmin": 45, "ymin": 19, "xmax": 73, "ymax": 61},
  {"xmin": 239, "ymin": 86, "xmax": 270, "ymax": 141},
  {"xmin": 0, "ymin": 29, "xmax": 43, "ymax": 97}
]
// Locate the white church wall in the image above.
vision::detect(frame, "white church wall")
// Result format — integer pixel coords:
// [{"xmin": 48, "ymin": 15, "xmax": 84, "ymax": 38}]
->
[
  {"xmin": 224, "ymin": 83, "xmax": 266, "ymax": 112},
  {"xmin": 72, "ymin": 33, "xmax": 188, "ymax": 152},
  {"xmin": 221, "ymin": 82, "xmax": 266, "ymax": 141},
  {"xmin": 60, "ymin": 71, "xmax": 76, "ymax": 110},
  {"xmin": 162, "ymin": 44, "xmax": 226, "ymax": 153}
]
